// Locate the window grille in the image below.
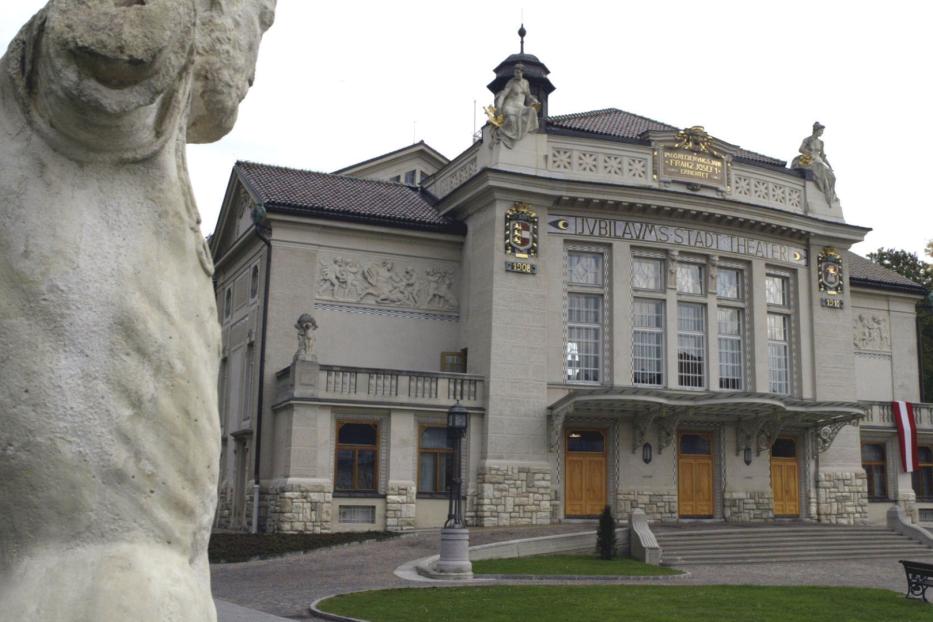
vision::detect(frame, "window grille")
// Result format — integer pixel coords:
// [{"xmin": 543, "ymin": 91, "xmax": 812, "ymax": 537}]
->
[
  {"xmin": 567, "ymin": 293, "xmax": 602, "ymax": 383},
  {"xmin": 718, "ymin": 308, "xmax": 743, "ymax": 390},
  {"xmin": 338, "ymin": 505, "xmax": 376, "ymax": 524},
  {"xmin": 633, "ymin": 299, "xmax": 664, "ymax": 386},
  {"xmin": 678, "ymin": 302, "xmax": 706, "ymax": 388},
  {"xmin": 767, "ymin": 313, "xmax": 790, "ymax": 394}
]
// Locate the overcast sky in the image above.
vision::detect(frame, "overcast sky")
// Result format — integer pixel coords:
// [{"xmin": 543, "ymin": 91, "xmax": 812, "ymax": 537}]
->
[{"xmin": 3, "ymin": 1, "xmax": 931, "ymax": 259}]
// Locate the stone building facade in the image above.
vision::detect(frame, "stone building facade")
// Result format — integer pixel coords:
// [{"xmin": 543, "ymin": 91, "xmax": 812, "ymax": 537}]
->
[{"xmin": 209, "ymin": 42, "xmax": 930, "ymax": 534}]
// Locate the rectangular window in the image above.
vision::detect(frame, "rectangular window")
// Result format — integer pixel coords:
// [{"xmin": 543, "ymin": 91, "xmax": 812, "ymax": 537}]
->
[
  {"xmin": 633, "ymin": 299, "xmax": 664, "ymax": 386},
  {"xmin": 567, "ymin": 293, "xmax": 602, "ymax": 383},
  {"xmin": 418, "ymin": 427, "xmax": 455, "ymax": 495},
  {"xmin": 568, "ymin": 252, "xmax": 604, "ymax": 286},
  {"xmin": 718, "ymin": 307, "xmax": 743, "ymax": 390},
  {"xmin": 717, "ymin": 268, "xmax": 742, "ymax": 299},
  {"xmin": 678, "ymin": 303, "xmax": 706, "ymax": 388},
  {"xmin": 913, "ymin": 447, "xmax": 933, "ymax": 501},
  {"xmin": 404, "ymin": 170, "xmax": 417, "ymax": 185},
  {"xmin": 677, "ymin": 263, "xmax": 705, "ymax": 295},
  {"xmin": 389, "ymin": 175, "xmax": 401, "ymax": 183},
  {"xmin": 765, "ymin": 275, "xmax": 789, "ymax": 306},
  {"xmin": 767, "ymin": 313, "xmax": 790, "ymax": 394},
  {"xmin": 632, "ymin": 258, "xmax": 664, "ymax": 291},
  {"xmin": 335, "ymin": 421, "xmax": 379, "ymax": 492},
  {"xmin": 338, "ymin": 505, "xmax": 376, "ymax": 524},
  {"xmin": 861, "ymin": 443, "xmax": 887, "ymax": 500}
]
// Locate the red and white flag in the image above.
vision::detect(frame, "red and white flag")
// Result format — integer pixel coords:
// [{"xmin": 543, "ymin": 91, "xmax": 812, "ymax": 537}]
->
[{"xmin": 893, "ymin": 400, "xmax": 919, "ymax": 472}]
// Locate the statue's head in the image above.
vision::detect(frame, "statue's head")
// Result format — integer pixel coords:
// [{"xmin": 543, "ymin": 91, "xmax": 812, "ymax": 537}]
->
[
  {"xmin": 812, "ymin": 121, "xmax": 825, "ymax": 136},
  {"xmin": 187, "ymin": 0, "xmax": 277, "ymax": 143},
  {"xmin": 9, "ymin": 0, "xmax": 275, "ymax": 156},
  {"xmin": 36, "ymin": 0, "xmax": 199, "ymax": 116},
  {"xmin": 513, "ymin": 63, "xmax": 525, "ymax": 79}
]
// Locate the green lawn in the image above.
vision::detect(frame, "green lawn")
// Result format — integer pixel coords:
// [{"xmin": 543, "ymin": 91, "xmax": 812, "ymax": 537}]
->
[
  {"xmin": 471, "ymin": 554, "xmax": 682, "ymax": 576},
  {"xmin": 318, "ymin": 585, "xmax": 928, "ymax": 622}
]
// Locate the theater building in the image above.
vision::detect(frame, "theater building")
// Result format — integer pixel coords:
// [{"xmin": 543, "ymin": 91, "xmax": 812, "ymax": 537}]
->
[{"xmin": 209, "ymin": 40, "xmax": 930, "ymax": 533}]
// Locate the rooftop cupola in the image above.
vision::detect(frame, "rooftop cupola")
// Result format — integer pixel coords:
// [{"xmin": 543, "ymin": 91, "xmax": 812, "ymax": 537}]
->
[{"xmin": 487, "ymin": 24, "xmax": 555, "ymax": 125}]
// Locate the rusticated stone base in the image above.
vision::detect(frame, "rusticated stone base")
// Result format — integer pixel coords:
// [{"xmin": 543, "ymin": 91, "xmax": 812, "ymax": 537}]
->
[
  {"xmin": 385, "ymin": 481, "xmax": 416, "ymax": 531},
  {"xmin": 214, "ymin": 485, "xmax": 234, "ymax": 528},
  {"xmin": 472, "ymin": 465, "xmax": 552, "ymax": 527},
  {"xmin": 617, "ymin": 490, "xmax": 677, "ymax": 521},
  {"xmin": 817, "ymin": 471, "xmax": 868, "ymax": 525},
  {"xmin": 723, "ymin": 490, "xmax": 774, "ymax": 521},
  {"xmin": 263, "ymin": 481, "xmax": 333, "ymax": 533}
]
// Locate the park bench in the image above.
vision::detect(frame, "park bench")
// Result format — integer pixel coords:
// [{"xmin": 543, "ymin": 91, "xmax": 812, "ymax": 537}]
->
[{"xmin": 900, "ymin": 560, "xmax": 933, "ymax": 602}]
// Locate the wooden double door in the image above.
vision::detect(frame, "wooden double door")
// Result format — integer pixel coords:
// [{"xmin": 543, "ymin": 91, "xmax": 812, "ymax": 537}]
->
[
  {"xmin": 565, "ymin": 429, "xmax": 607, "ymax": 517},
  {"xmin": 771, "ymin": 437, "xmax": 800, "ymax": 517},
  {"xmin": 678, "ymin": 432, "xmax": 714, "ymax": 518}
]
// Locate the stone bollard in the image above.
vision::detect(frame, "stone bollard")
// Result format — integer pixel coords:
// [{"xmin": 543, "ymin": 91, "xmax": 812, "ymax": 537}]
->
[{"xmin": 434, "ymin": 528, "xmax": 474, "ymax": 578}]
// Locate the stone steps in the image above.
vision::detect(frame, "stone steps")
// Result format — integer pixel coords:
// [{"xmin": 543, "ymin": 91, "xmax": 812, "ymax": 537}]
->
[{"xmin": 656, "ymin": 525, "xmax": 933, "ymax": 565}]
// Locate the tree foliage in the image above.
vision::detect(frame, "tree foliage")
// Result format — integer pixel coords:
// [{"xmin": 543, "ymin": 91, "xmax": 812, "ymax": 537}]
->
[
  {"xmin": 595, "ymin": 505, "xmax": 616, "ymax": 560},
  {"xmin": 866, "ymin": 248, "xmax": 933, "ymax": 400}
]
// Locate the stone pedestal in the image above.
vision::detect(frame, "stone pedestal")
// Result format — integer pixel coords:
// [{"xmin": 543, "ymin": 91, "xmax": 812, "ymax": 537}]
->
[{"xmin": 434, "ymin": 528, "xmax": 473, "ymax": 578}]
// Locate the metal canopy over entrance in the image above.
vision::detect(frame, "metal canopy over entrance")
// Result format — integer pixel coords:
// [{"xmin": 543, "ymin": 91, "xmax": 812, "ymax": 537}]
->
[{"xmin": 548, "ymin": 386, "xmax": 865, "ymax": 456}]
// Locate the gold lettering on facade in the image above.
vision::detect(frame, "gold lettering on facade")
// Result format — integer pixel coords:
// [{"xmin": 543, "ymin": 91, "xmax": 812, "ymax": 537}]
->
[{"xmin": 661, "ymin": 148, "xmax": 725, "ymax": 186}]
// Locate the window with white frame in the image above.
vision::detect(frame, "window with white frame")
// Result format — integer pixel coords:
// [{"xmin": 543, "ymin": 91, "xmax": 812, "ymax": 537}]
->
[
  {"xmin": 566, "ymin": 250, "xmax": 606, "ymax": 384},
  {"xmin": 632, "ymin": 255, "xmax": 665, "ymax": 386},
  {"xmin": 767, "ymin": 314, "xmax": 790, "ymax": 394},
  {"xmin": 633, "ymin": 299, "xmax": 664, "ymax": 386},
  {"xmin": 765, "ymin": 271, "xmax": 792, "ymax": 394},
  {"xmin": 632, "ymin": 257, "xmax": 664, "ymax": 291},
  {"xmin": 677, "ymin": 263, "xmax": 705, "ymax": 295},
  {"xmin": 678, "ymin": 302, "xmax": 706, "ymax": 388},
  {"xmin": 716, "ymin": 266, "xmax": 745, "ymax": 390}
]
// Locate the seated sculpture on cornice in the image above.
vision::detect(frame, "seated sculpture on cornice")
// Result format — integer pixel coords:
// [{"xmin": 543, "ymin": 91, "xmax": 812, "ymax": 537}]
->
[
  {"xmin": 486, "ymin": 63, "xmax": 540, "ymax": 148},
  {"xmin": 791, "ymin": 121, "xmax": 838, "ymax": 204}
]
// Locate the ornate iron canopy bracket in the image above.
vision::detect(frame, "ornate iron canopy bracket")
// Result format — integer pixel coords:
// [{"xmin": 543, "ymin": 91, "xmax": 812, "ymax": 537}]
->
[
  {"xmin": 736, "ymin": 415, "xmax": 769, "ymax": 456},
  {"xmin": 757, "ymin": 416, "xmax": 793, "ymax": 456},
  {"xmin": 656, "ymin": 410, "xmax": 683, "ymax": 455},
  {"xmin": 548, "ymin": 410, "xmax": 565, "ymax": 453},
  {"xmin": 817, "ymin": 417, "xmax": 860, "ymax": 453},
  {"xmin": 632, "ymin": 411, "xmax": 657, "ymax": 453}
]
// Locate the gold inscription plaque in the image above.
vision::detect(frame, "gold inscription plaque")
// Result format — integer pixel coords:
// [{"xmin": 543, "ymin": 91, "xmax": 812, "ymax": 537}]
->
[{"xmin": 661, "ymin": 148, "xmax": 725, "ymax": 187}]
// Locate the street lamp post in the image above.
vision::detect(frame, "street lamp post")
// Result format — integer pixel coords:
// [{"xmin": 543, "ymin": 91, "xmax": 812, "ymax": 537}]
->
[{"xmin": 434, "ymin": 401, "xmax": 473, "ymax": 577}]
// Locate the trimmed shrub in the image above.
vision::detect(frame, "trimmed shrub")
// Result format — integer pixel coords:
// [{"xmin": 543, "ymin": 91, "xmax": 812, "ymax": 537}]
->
[{"xmin": 595, "ymin": 505, "xmax": 616, "ymax": 560}]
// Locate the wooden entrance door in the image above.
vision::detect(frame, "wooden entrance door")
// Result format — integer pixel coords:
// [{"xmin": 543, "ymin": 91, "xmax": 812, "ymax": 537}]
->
[
  {"xmin": 565, "ymin": 429, "xmax": 607, "ymax": 517},
  {"xmin": 771, "ymin": 437, "xmax": 800, "ymax": 517},
  {"xmin": 678, "ymin": 432, "xmax": 713, "ymax": 518}
]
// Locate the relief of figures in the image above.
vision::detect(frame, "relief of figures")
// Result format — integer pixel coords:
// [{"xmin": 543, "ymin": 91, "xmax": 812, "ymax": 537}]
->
[
  {"xmin": 318, "ymin": 256, "xmax": 458, "ymax": 311},
  {"xmin": 853, "ymin": 314, "xmax": 890, "ymax": 351}
]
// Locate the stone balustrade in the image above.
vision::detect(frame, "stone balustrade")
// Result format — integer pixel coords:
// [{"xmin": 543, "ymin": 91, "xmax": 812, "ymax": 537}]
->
[
  {"xmin": 275, "ymin": 361, "xmax": 485, "ymax": 409},
  {"xmin": 861, "ymin": 401, "xmax": 933, "ymax": 429}
]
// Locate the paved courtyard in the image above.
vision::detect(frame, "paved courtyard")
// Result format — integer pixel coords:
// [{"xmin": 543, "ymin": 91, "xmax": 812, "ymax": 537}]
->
[{"xmin": 211, "ymin": 525, "xmax": 932, "ymax": 620}]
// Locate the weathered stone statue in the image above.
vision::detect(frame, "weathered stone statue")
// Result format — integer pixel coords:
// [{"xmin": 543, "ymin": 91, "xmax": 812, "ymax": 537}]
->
[
  {"xmin": 792, "ymin": 121, "xmax": 838, "ymax": 204},
  {"xmin": 488, "ymin": 63, "xmax": 540, "ymax": 148},
  {"xmin": 0, "ymin": 1, "xmax": 275, "ymax": 620},
  {"xmin": 295, "ymin": 313, "xmax": 318, "ymax": 362}
]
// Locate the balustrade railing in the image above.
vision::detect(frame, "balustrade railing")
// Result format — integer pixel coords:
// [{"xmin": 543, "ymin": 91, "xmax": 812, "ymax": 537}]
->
[{"xmin": 861, "ymin": 401, "xmax": 933, "ymax": 429}]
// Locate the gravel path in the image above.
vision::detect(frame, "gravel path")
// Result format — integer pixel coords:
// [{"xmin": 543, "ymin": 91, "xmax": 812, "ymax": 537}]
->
[{"xmin": 210, "ymin": 525, "xmax": 932, "ymax": 620}]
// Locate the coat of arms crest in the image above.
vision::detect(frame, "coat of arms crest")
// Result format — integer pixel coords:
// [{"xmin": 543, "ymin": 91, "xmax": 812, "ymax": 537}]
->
[
  {"xmin": 818, "ymin": 247, "xmax": 844, "ymax": 296},
  {"xmin": 504, "ymin": 202, "xmax": 538, "ymax": 259}
]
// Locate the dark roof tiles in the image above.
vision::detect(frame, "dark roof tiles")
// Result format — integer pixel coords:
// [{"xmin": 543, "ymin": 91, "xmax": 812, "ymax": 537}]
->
[
  {"xmin": 236, "ymin": 161, "xmax": 462, "ymax": 233},
  {"xmin": 547, "ymin": 108, "xmax": 786, "ymax": 168},
  {"xmin": 845, "ymin": 250, "xmax": 926, "ymax": 293}
]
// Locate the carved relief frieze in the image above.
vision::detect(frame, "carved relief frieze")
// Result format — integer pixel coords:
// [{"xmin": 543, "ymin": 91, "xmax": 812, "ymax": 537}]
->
[
  {"xmin": 853, "ymin": 313, "xmax": 890, "ymax": 351},
  {"xmin": 547, "ymin": 146, "xmax": 649, "ymax": 182},
  {"xmin": 430, "ymin": 157, "xmax": 477, "ymax": 199},
  {"xmin": 732, "ymin": 173, "xmax": 803, "ymax": 210},
  {"xmin": 317, "ymin": 255, "xmax": 458, "ymax": 312}
]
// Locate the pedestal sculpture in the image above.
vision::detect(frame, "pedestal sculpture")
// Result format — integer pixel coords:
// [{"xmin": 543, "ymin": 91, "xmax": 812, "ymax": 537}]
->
[{"xmin": 0, "ymin": 1, "xmax": 275, "ymax": 620}]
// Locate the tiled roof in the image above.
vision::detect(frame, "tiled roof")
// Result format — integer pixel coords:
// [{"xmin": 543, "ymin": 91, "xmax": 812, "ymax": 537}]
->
[
  {"xmin": 235, "ymin": 161, "xmax": 463, "ymax": 233},
  {"xmin": 546, "ymin": 108, "xmax": 787, "ymax": 168},
  {"xmin": 845, "ymin": 250, "xmax": 926, "ymax": 294}
]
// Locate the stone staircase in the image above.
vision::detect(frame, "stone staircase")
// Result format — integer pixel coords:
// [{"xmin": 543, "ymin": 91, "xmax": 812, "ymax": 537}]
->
[{"xmin": 655, "ymin": 524, "xmax": 933, "ymax": 565}]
